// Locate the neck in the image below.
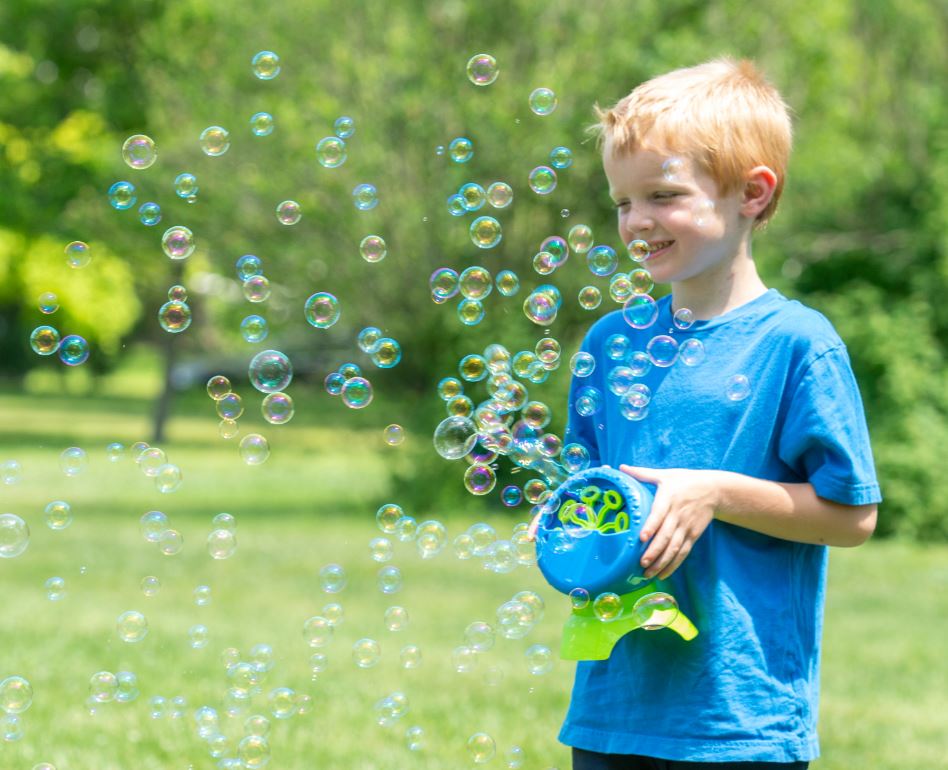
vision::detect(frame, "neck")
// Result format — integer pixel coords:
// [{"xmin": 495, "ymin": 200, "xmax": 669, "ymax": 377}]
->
[{"xmin": 671, "ymin": 248, "xmax": 768, "ymax": 320}]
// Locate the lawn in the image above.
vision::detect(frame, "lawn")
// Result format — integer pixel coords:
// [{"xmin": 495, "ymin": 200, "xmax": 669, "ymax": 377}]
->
[{"xmin": 1, "ymin": 388, "xmax": 946, "ymax": 769}]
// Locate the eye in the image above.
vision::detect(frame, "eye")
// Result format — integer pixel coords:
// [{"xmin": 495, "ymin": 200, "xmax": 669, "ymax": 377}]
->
[
  {"xmin": 651, "ymin": 191, "xmax": 679, "ymax": 201},
  {"xmin": 613, "ymin": 200, "xmax": 630, "ymax": 211}
]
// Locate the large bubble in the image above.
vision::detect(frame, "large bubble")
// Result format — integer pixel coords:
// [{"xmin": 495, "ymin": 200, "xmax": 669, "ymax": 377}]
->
[{"xmin": 248, "ymin": 350, "xmax": 293, "ymax": 393}]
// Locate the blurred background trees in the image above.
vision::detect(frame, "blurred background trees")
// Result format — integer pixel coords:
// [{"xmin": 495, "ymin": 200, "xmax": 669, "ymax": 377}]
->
[{"xmin": 1, "ymin": 0, "xmax": 945, "ymax": 537}]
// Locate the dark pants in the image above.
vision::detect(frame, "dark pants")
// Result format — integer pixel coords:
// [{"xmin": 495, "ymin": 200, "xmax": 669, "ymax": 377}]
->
[{"xmin": 572, "ymin": 747, "xmax": 810, "ymax": 770}]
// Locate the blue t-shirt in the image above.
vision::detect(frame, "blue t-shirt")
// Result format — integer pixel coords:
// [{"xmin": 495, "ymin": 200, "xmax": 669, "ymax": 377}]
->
[{"xmin": 559, "ymin": 288, "xmax": 881, "ymax": 763}]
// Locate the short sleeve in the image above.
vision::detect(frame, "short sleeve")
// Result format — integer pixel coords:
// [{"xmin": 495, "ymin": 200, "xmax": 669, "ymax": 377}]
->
[{"xmin": 777, "ymin": 346, "xmax": 882, "ymax": 505}]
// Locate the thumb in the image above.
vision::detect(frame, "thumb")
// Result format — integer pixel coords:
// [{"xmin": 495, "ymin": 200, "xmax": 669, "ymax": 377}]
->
[{"xmin": 619, "ymin": 464, "xmax": 664, "ymax": 485}]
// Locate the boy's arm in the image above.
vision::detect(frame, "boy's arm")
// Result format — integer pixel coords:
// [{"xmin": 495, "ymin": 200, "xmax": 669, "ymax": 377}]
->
[{"xmin": 620, "ymin": 465, "xmax": 878, "ymax": 581}]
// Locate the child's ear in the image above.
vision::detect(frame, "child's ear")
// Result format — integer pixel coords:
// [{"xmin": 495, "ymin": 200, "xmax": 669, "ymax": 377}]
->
[{"xmin": 741, "ymin": 166, "xmax": 777, "ymax": 219}]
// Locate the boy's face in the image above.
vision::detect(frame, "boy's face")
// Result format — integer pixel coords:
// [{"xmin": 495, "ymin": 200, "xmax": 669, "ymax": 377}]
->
[{"xmin": 603, "ymin": 143, "xmax": 748, "ymax": 287}]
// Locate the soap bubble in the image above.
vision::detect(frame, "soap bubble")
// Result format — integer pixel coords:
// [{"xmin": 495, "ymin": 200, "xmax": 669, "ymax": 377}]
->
[
  {"xmin": 369, "ymin": 536, "xmax": 394, "ymax": 562},
  {"xmin": 549, "ymin": 145, "xmax": 573, "ymax": 169},
  {"xmin": 587, "ymin": 244, "xmax": 617, "ymax": 276},
  {"xmin": 525, "ymin": 644, "xmax": 554, "ymax": 675},
  {"xmin": 662, "ymin": 157, "xmax": 684, "ymax": 181},
  {"xmin": 627, "ymin": 239, "xmax": 650, "ymax": 262},
  {"xmin": 261, "ymin": 392, "xmax": 294, "ymax": 424},
  {"xmin": 58, "ymin": 334, "xmax": 90, "ymax": 365},
  {"xmin": 452, "ymin": 645, "xmax": 477, "ymax": 673},
  {"xmin": 464, "ymin": 621, "xmax": 495, "ymax": 652},
  {"xmin": 334, "ymin": 116, "xmax": 355, "ymax": 138},
  {"xmin": 376, "ymin": 503, "xmax": 402, "ymax": 533},
  {"xmin": 578, "ymin": 286, "xmax": 602, "ymax": 310},
  {"xmin": 463, "ymin": 463, "xmax": 496, "ymax": 495},
  {"xmin": 108, "ymin": 181, "xmax": 136, "ymax": 210},
  {"xmin": 693, "ymin": 198, "xmax": 715, "ymax": 226},
  {"xmin": 437, "ymin": 377, "xmax": 463, "ymax": 401},
  {"xmin": 448, "ymin": 137, "xmax": 474, "ymax": 163},
  {"xmin": 575, "ymin": 386, "xmax": 603, "ymax": 417},
  {"xmin": 37, "ymin": 292, "xmax": 58, "ymax": 314},
  {"xmin": 628, "ymin": 350, "xmax": 652, "ymax": 377},
  {"xmin": 30, "ymin": 325, "xmax": 60, "ymax": 355},
  {"xmin": 359, "ymin": 234, "xmax": 386, "ymax": 262},
  {"xmin": 495, "ymin": 270, "xmax": 520, "ymax": 296},
  {"xmin": 65, "ymin": 240, "xmax": 91, "ymax": 268},
  {"xmin": 533, "ymin": 250, "xmax": 555, "ymax": 275},
  {"xmin": 105, "ymin": 442, "xmax": 125, "ymax": 462},
  {"xmin": 122, "ymin": 134, "xmax": 157, "ymax": 169},
  {"xmin": 446, "ymin": 193, "xmax": 467, "ymax": 216},
  {"xmin": 316, "ymin": 136, "xmax": 347, "ymax": 168},
  {"xmin": 193, "ymin": 584, "xmax": 211, "ymax": 606},
  {"xmin": 505, "ymin": 745, "xmax": 526, "ymax": 769},
  {"xmin": 304, "ymin": 292, "xmax": 341, "ymax": 328},
  {"xmin": 528, "ymin": 165, "xmax": 557, "ymax": 195},
  {"xmin": 158, "ymin": 300, "xmax": 192, "ymax": 333},
  {"xmin": 352, "ymin": 183, "xmax": 379, "ymax": 211},
  {"xmin": 352, "ymin": 638, "xmax": 381, "ymax": 668},
  {"xmin": 383, "ymin": 425, "xmax": 405, "ymax": 446},
  {"xmin": 623, "ymin": 294, "xmax": 658, "ymax": 329},
  {"xmin": 161, "ymin": 225, "xmax": 195, "ymax": 260},
  {"xmin": 249, "ymin": 350, "xmax": 292, "ymax": 393},
  {"xmin": 251, "ymin": 51, "xmax": 280, "ymax": 80},
  {"xmin": 250, "ymin": 112, "xmax": 275, "ymax": 136},
  {"xmin": 45, "ymin": 576, "xmax": 66, "ymax": 601},
  {"xmin": 377, "ymin": 565, "xmax": 402, "ymax": 594},
  {"xmin": 174, "ymin": 172, "xmax": 198, "ymax": 199},
  {"xmin": 155, "ymin": 463, "xmax": 182, "ymax": 493},
  {"xmin": 216, "ymin": 392, "xmax": 244, "ymax": 420},
  {"xmin": 371, "ymin": 338, "xmax": 401, "ymax": 368},
  {"xmin": 384, "ymin": 606, "xmax": 409, "ymax": 631},
  {"xmin": 320, "ymin": 563, "xmax": 347, "ymax": 593},
  {"xmin": 60, "ymin": 446, "xmax": 88, "ymax": 476},
  {"xmin": 673, "ymin": 307, "xmax": 695, "ymax": 330},
  {"xmin": 679, "ymin": 338, "xmax": 705, "ymax": 366},
  {"xmin": 470, "ymin": 216, "xmax": 502, "ymax": 248},
  {"xmin": 357, "ymin": 326, "xmax": 383, "ymax": 353},
  {"xmin": 430, "ymin": 267, "xmax": 459, "ymax": 300},
  {"xmin": 276, "ymin": 200, "xmax": 302, "ymax": 224},
  {"xmin": 239, "ymin": 434, "xmax": 270, "ymax": 465},
  {"xmin": 406, "ymin": 725, "xmax": 425, "ymax": 751},
  {"xmin": 486, "ymin": 181, "xmax": 513, "ymax": 208},
  {"xmin": 240, "ymin": 314, "xmax": 268, "ymax": 343},
  {"xmin": 466, "ymin": 53, "xmax": 499, "ymax": 85},
  {"xmin": 116, "ymin": 610, "xmax": 149, "ymax": 643},
  {"xmin": 459, "ymin": 266, "xmax": 493, "ymax": 300},
  {"xmin": 569, "ymin": 587, "xmax": 590, "ymax": 609},
  {"xmin": 167, "ymin": 285, "xmax": 187, "ymax": 302},
  {"xmin": 630, "ymin": 268, "xmax": 654, "ymax": 295},
  {"xmin": 568, "ymin": 223, "xmax": 594, "ymax": 254},
  {"xmin": 496, "ymin": 599, "xmax": 535, "ymax": 639},
  {"xmin": 632, "ymin": 592, "xmax": 679, "ymax": 630},
  {"xmin": 0, "ymin": 676, "xmax": 32, "ymax": 715},
  {"xmin": 433, "ymin": 416, "xmax": 478, "ymax": 460},
  {"xmin": 89, "ymin": 671, "xmax": 118, "ymax": 703},
  {"xmin": 341, "ymin": 376, "xmax": 373, "ymax": 408},
  {"xmin": 528, "ymin": 87, "xmax": 557, "ymax": 115},
  {"xmin": 188, "ymin": 624, "xmax": 209, "ymax": 649},
  {"xmin": 1, "ymin": 460, "xmax": 21, "ymax": 485},
  {"xmin": 158, "ymin": 529, "xmax": 184, "ymax": 556},
  {"xmin": 0, "ymin": 513, "xmax": 30, "ymax": 559},
  {"xmin": 523, "ymin": 290, "xmax": 558, "ymax": 326},
  {"xmin": 468, "ymin": 732, "xmax": 497, "ymax": 763},
  {"xmin": 416, "ymin": 520, "xmax": 447, "ymax": 558},
  {"xmin": 593, "ymin": 592, "xmax": 622, "ymax": 621},
  {"xmin": 726, "ymin": 374, "xmax": 751, "ymax": 402},
  {"xmin": 207, "ymin": 529, "xmax": 237, "ymax": 560},
  {"xmin": 140, "ymin": 511, "xmax": 168, "ymax": 542},
  {"xmin": 138, "ymin": 202, "xmax": 161, "ymax": 225},
  {"xmin": 302, "ymin": 616, "xmax": 333, "ymax": 648},
  {"xmin": 647, "ymin": 335, "xmax": 679, "ymax": 367}
]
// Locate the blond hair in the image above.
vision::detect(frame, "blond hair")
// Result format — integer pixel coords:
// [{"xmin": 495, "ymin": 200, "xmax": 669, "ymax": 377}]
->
[{"xmin": 592, "ymin": 58, "xmax": 792, "ymax": 225}]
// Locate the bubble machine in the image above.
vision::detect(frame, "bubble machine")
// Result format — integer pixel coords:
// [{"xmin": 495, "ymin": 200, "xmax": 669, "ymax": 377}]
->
[{"xmin": 535, "ymin": 465, "xmax": 698, "ymax": 660}]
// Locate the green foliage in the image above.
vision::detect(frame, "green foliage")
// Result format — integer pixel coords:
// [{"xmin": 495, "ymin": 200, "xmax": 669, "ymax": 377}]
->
[{"xmin": 0, "ymin": 0, "xmax": 945, "ymax": 537}]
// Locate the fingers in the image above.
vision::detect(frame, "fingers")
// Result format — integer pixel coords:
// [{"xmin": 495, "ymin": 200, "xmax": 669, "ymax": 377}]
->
[{"xmin": 619, "ymin": 464, "xmax": 663, "ymax": 484}]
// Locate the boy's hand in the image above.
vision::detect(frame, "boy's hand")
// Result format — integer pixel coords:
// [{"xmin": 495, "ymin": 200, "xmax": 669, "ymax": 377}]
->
[{"xmin": 619, "ymin": 464, "xmax": 721, "ymax": 580}]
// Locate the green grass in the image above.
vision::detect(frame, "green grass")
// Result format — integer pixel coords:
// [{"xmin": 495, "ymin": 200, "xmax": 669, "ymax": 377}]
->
[{"xmin": 1, "ymin": 390, "xmax": 947, "ymax": 769}]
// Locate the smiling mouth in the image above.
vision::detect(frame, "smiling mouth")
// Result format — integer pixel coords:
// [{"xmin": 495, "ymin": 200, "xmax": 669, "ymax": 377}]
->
[{"xmin": 646, "ymin": 240, "xmax": 674, "ymax": 255}]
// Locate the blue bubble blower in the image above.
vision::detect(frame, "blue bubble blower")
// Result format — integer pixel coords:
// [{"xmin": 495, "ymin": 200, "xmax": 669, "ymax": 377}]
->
[{"xmin": 534, "ymin": 465, "xmax": 698, "ymax": 660}]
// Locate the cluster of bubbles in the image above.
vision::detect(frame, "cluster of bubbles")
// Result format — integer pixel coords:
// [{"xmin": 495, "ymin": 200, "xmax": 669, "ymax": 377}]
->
[
  {"xmin": 323, "ymin": 361, "xmax": 375, "ymax": 410},
  {"xmin": 29, "ymin": 252, "xmax": 91, "ymax": 363},
  {"xmin": 204, "ymin": 368, "xmax": 277, "ymax": 462},
  {"xmin": 315, "ymin": 115, "xmax": 356, "ymax": 169}
]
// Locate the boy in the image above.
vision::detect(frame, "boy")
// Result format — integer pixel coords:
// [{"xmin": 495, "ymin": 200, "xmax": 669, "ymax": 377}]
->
[{"xmin": 559, "ymin": 59, "xmax": 881, "ymax": 769}]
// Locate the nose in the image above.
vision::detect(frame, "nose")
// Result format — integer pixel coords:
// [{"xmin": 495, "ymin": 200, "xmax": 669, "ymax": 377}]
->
[{"xmin": 618, "ymin": 203, "xmax": 653, "ymax": 241}]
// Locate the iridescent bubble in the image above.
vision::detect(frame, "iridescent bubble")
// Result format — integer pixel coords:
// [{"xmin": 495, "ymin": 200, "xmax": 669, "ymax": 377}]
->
[
  {"xmin": 679, "ymin": 338, "xmax": 706, "ymax": 366},
  {"xmin": 433, "ymin": 416, "xmax": 478, "ymax": 459},
  {"xmin": 359, "ymin": 234, "xmax": 386, "ymax": 263},
  {"xmin": 89, "ymin": 671, "xmax": 118, "ymax": 704},
  {"xmin": 430, "ymin": 267, "xmax": 459, "ymax": 300},
  {"xmin": 37, "ymin": 291, "xmax": 58, "ymax": 314},
  {"xmin": 239, "ymin": 434, "xmax": 270, "ymax": 465},
  {"xmin": 457, "ymin": 299, "xmax": 485, "ymax": 326},
  {"xmin": 523, "ymin": 290, "xmax": 558, "ymax": 326},
  {"xmin": 0, "ymin": 514, "xmax": 29, "ymax": 559},
  {"xmin": 623, "ymin": 294, "xmax": 659, "ymax": 329},
  {"xmin": 726, "ymin": 374, "xmax": 751, "ymax": 402},
  {"xmin": 459, "ymin": 266, "xmax": 493, "ymax": 300},
  {"xmin": 276, "ymin": 200, "xmax": 302, "ymax": 225},
  {"xmin": 466, "ymin": 53, "xmax": 499, "ymax": 85},
  {"xmin": 448, "ymin": 137, "xmax": 474, "ymax": 163},
  {"xmin": 122, "ymin": 134, "xmax": 157, "ymax": 169},
  {"xmin": 207, "ymin": 529, "xmax": 237, "ymax": 559},
  {"xmin": 693, "ymin": 198, "xmax": 715, "ymax": 226},
  {"xmin": 438, "ymin": 377, "xmax": 463, "ymax": 401},
  {"xmin": 593, "ymin": 592, "xmax": 622, "ymax": 621},
  {"xmin": 251, "ymin": 51, "xmax": 280, "ymax": 80},
  {"xmin": 463, "ymin": 463, "xmax": 496, "ymax": 495},
  {"xmin": 416, "ymin": 520, "xmax": 447, "ymax": 559},
  {"xmin": 0, "ymin": 675, "xmax": 32, "ymax": 714},
  {"xmin": 587, "ymin": 244, "xmax": 618, "ymax": 276},
  {"xmin": 605, "ymin": 334, "xmax": 630, "ymax": 361},
  {"xmin": 116, "ymin": 610, "xmax": 148, "ymax": 643},
  {"xmin": 377, "ymin": 565, "xmax": 402, "ymax": 594},
  {"xmin": 167, "ymin": 285, "xmax": 187, "ymax": 302},
  {"xmin": 627, "ymin": 239, "xmax": 650, "ymax": 262},
  {"xmin": 647, "ymin": 335, "xmax": 679, "ymax": 367},
  {"xmin": 376, "ymin": 503, "xmax": 402, "ymax": 534},
  {"xmin": 546, "ymin": 146, "xmax": 573, "ymax": 171},
  {"xmin": 302, "ymin": 616, "xmax": 333, "ymax": 648},
  {"xmin": 30, "ymin": 325, "xmax": 60, "ymax": 355},
  {"xmin": 304, "ymin": 292, "xmax": 341, "ymax": 328},
  {"xmin": 380, "ymin": 424, "xmax": 404, "ymax": 447},
  {"xmin": 249, "ymin": 350, "xmax": 292, "ymax": 393},
  {"xmin": 216, "ymin": 392, "xmax": 243, "ymax": 420},
  {"xmin": 527, "ymin": 165, "xmax": 557, "ymax": 195},
  {"xmin": 628, "ymin": 350, "xmax": 652, "ymax": 377},
  {"xmin": 630, "ymin": 268, "xmax": 654, "ymax": 295},
  {"xmin": 161, "ymin": 225, "xmax": 195, "ymax": 260},
  {"xmin": 174, "ymin": 172, "xmax": 198, "ymax": 199},
  {"xmin": 357, "ymin": 326, "xmax": 383, "ymax": 353},
  {"xmin": 193, "ymin": 584, "xmax": 212, "ymax": 606},
  {"xmin": 569, "ymin": 352, "xmax": 596, "ymax": 378},
  {"xmin": 213, "ymin": 511, "xmax": 236, "ymax": 532},
  {"xmin": 261, "ymin": 392, "xmax": 294, "ymax": 424},
  {"xmin": 320, "ymin": 563, "xmax": 347, "ymax": 593},
  {"xmin": 334, "ymin": 115, "xmax": 355, "ymax": 139},
  {"xmin": 45, "ymin": 576, "xmax": 66, "ymax": 601},
  {"xmin": 575, "ymin": 385, "xmax": 603, "ymax": 417},
  {"xmin": 64, "ymin": 240, "xmax": 91, "ymax": 268},
  {"xmin": 155, "ymin": 463, "xmax": 182, "ymax": 494},
  {"xmin": 316, "ymin": 136, "xmax": 347, "ymax": 168},
  {"xmin": 470, "ymin": 216, "xmax": 502, "ymax": 248},
  {"xmin": 384, "ymin": 605, "xmax": 409, "ymax": 632},
  {"xmin": 528, "ymin": 87, "xmax": 557, "ymax": 115},
  {"xmin": 105, "ymin": 442, "xmax": 125, "ymax": 463},
  {"xmin": 250, "ymin": 112, "xmax": 275, "ymax": 137},
  {"xmin": 446, "ymin": 192, "xmax": 466, "ymax": 216},
  {"xmin": 139, "ymin": 511, "xmax": 168, "ymax": 542},
  {"xmin": 43, "ymin": 500, "xmax": 71, "ymax": 530},
  {"xmin": 495, "ymin": 269, "xmax": 520, "ymax": 297},
  {"xmin": 241, "ymin": 314, "xmax": 269, "ymax": 343},
  {"xmin": 662, "ymin": 157, "xmax": 684, "ymax": 182},
  {"xmin": 486, "ymin": 181, "xmax": 513, "ymax": 208},
  {"xmin": 673, "ymin": 307, "xmax": 695, "ymax": 330},
  {"xmin": 324, "ymin": 371, "xmax": 345, "ymax": 396},
  {"xmin": 452, "ymin": 644, "xmax": 477, "ymax": 672},
  {"xmin": 525, "ymin": 644, "xmax": 553, "ymax": 675},
  {"xmin": 533, "ymin": 250, "xmax": 555, "ymax": 275},
  {"xmin": 352, "ymin": 638, "xmax": 381, "ymax": 668},
  {"xmin": 158, "ymin": 528, "xmax": 184, "ymax": 556},
  {"xmin": 578, "ymin": 285, "xmax": 602, "ymax": 310},
  {"xmin": 468, "ymin": 732, "xmax": 496, "ymax": 763},
  {"xmin": 139, "ymin": 447, "xmax": 167, "ymax": 477},
  {"xmin": 632, "ymin": 592, "xmax": 679, "ymax": 630},
  {"xmin": 60, "ymin": 446, "xmax": 87, "ymax": 476},
  {"xmin": 352, "ymin": 183, "xmax": 378, "ymax": 211},
  {"xmin": 371, "ymin": 338, "xmax": 401, "ymax": 368},
  {"xmin": 569, "ymin": 586, "xmax": 591, "ymax": 609},
  {"xmin": 459, "ymin": 182, "xmax": 486, "ymax": 211},
  {"xmin": 341, "ymin": 376, "xmax": 373, "ymax": 408},
  {"xmin": 340, "ymin": 362, "xmax": 361, "ymax": 378},
  {"xmin": 406, "ymin": 725, "xmax": 425, "ymax": 751},
  {"xmin": 200, "ymin": 126, "xmax": 230, "ymax": 158},
  {"xmin": 459, "ymin": 354, "xmax": 488, "ymax": 382},
  {"xmin": 0, "ymin": 460, "xmax": 21, "ymax": 486},
  {"xmin": 158, "ymin": 300, "xmax": 192, "ymax": 333},
  {"xmin": 236, "ymin": 254, "xmax": 263, "ymax": 280},
  {"xmin": 108, "ymin": 181, "xmax": 136, "ymax": 210},
  {"xmin": 138, "ymin": 201, "xmax": 161, "ymax": 226},
  {"xmin": 57, "ymin": 334, "xmax": 89, "ymax": 365}
]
